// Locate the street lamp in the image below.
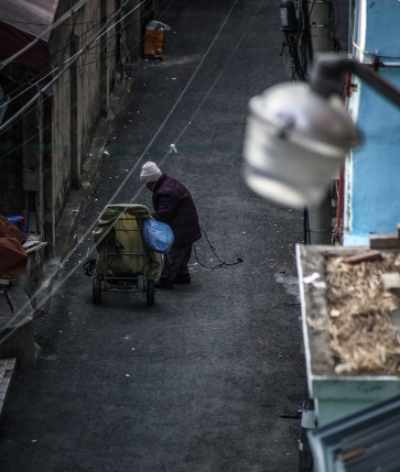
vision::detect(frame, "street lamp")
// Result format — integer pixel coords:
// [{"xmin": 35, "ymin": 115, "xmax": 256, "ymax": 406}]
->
[{"xmin": 243, "ymin": 53, "xmax": 400, "ymax": 208}]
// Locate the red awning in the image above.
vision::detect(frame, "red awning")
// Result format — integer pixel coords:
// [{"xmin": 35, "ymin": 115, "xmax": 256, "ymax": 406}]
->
[{"xmin": 0, "ymin": 0, "xmax": 59, "ymax": 72}]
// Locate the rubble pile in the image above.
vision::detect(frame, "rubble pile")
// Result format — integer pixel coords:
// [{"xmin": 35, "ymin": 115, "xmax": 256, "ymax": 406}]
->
[{"xmin": 323, "ymin": 252, "xmax": 400, "ymax": 375}]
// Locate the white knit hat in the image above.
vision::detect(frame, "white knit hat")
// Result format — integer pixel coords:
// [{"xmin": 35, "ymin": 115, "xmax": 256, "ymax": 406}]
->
[{"xmin": 140, "ymin": 161, "xmax": 162, "ymax": 183}]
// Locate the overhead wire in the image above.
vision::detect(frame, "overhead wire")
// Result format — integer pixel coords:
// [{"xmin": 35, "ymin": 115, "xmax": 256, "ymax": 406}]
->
[
  {"xmin": 0, "ymin": 0, "xmax": 259, "ymax": 343},
  {"xmin": 0, "ymin": 0, "xmax": 148, "ymax": 136},
  {"xmin": 0, "ymin": 0, "xmax": 165, "ymax": 164},
  {"xmin": 0, "ymin": 0, "xmax": 152, "ymax": 107},
  {"xmin": 0, "ymin": 0, "xmax": 175, "ymax": 337},
  {"xmin": 280, "ymin": 0, "xmax": 309, "ymax": 81},
  {"xmin": 0, "ymin": 0, "xmax": 175, "ymax": 338},
  {"xmin": 0, "ymin": 3, "xmax": 127, "ymax": 105},
  {"xmin": 0, "ymin": 0, "xmax": 148, "ymax": 113},
  {"xmin": 0, "ymin": 0, "xmax": 154, "ymax": 104},
  {"xmin": 0, "ymin": 18, "xmax": 105, "ymax": 26},
  {"xmin": 0, "ymin": 0, "xmax": 90, "ymax": 71},
  {"xmin": 50, "ymin": 0, "xmax": 255, "ymax": 268}
]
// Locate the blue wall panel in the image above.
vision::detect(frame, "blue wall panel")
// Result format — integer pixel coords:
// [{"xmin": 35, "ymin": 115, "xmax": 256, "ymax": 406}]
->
[{"xmin": 345, "ymin": 1, "xmax": 400, "ymax": 244}]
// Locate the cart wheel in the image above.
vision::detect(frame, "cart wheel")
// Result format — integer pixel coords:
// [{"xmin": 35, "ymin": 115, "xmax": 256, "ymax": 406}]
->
[
  {"xmin": 147, "ymin": 279, "xmax": 155, "ymax": 306},
  {"xmin": 93, "ymin": 277, "xmax": 101, "ymax": 305}
]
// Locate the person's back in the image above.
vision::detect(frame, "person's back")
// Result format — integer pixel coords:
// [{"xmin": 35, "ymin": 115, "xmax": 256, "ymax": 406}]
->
[
  {"xmin": 140, "ymin": 161, "xmax": 201, "ymax": 289},
  {"xmin": 152, "ymin": 173, "xmax": 201, "ymax": 245}
]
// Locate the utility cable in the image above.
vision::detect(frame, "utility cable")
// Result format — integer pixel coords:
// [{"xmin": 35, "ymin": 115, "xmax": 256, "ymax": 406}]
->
[
  {"xmin": 84, "ymin": 0, "xmax": 262, "ymax": 268},
  {"xmin": 0, "ymin": 0, "xmax": 167, "ymax": 165},
  {"xmin": 194, "ymin": 229, "xmax": 243, "ymax": 269},
  {"xmin": 0, "ymin": 2, "xmax": 125, "ymax": 99},
  {"xmin": 0, "ymin": 0, "xmax": 177, "ymax": 334},
  {"xmin": 0, "ymin": 0, "xmax": 167, "ymax": 164},
  {"xmin": 0, "ymin": 0, "xmax": 148, "ymax": 104},
  {"xmin": 0, "ymin": 66, "xmax": 61, "ymax": 113},
  {"xmin": 0, "ymin": 0, "xmax": 89, "ymax": 71},
  {"xmin": 0, "ymin": 0, "xmax": 150, "ymax": 130},
  {"xmin": 0, "ymin": 11, "xmax": 103, "ymax": 105},
  {"xmin": 0, "ymin": 18, "xmax": 105, "ymax": 26},
  {"xmin": 0, "ymin": 0, "xmax": 253, "ymax": 341},
  {"xmin": 0, "ymin": 0, "xmax": 140, "ymax": 135}
]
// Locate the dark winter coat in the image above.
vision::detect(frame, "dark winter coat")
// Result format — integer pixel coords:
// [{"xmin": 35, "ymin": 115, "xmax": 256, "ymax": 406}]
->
[{"xmin": 152, "ymin": 174, "xmax": 201, "ymax": 244}]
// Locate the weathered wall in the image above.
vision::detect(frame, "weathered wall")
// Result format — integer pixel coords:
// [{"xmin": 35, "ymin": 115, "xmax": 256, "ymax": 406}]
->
[
  {"xmin": 0, "ymin": 79, "xmax": 25, "ymax": 216},
  {"xmin": 0, "ymin": 0, "xmax": 143, "ymax": 256},
  {"xmin": 50, "ymin": 49, "xmax": 72, "ymax": 231},
  {"xmin": 42, "ymin": 0, "xmax": 140, "ymax": 254},
  {"xmin": 74, "ymin": 0, "xmax": 101, "ymax": 177}
]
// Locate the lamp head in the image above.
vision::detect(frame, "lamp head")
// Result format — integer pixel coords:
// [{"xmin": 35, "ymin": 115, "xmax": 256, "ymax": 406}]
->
[{"xmin": 243, "ymin": 81, "xmax": 361, "ymax": 208}]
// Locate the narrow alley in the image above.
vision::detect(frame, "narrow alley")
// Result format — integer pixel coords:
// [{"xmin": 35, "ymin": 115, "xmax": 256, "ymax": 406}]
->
[{"xmin": 0, "ymin": 1, "xmax": 306, "ymax": 471}]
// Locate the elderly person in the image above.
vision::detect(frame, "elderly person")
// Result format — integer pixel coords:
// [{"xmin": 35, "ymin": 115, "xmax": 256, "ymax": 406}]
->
[{"xmin": 140, "ymin": 161, "xmax": 201, "ymax": 289}]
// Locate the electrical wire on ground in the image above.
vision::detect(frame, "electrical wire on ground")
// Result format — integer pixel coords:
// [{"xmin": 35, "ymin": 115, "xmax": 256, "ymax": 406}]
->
[
  {"xmin": 0, "ymin": 0, "xmax": 263, "ymax": 344},
  {"xmin": 194, "ymin": 229, "xmax": 243, "ymax": 269}
]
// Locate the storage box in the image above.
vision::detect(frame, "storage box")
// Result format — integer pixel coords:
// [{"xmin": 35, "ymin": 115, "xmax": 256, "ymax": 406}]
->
[{"xmin": 297, "ymin": 244, "xmax": 400, "ymax": 427}]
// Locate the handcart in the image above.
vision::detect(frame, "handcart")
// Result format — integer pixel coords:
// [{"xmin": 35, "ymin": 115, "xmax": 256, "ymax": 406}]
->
[{"xmin": 91, "ymin": 204, "xmax": 161, "ymax": 306}]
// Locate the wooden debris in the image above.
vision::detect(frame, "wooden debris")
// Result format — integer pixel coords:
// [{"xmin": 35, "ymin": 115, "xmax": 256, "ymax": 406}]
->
[
  {"xmin": 329, "ymin": 309, "xmax": 341, "ymax": 318},
  {"xmin": 381, "ymin": 273, "xmax": 400, "ymax": 292},
  {"xmin": 320, "ymin": 252, "xmax": 400, "ymax": 375},
  {"xmin": 343, "ymin": 250, "xmax": 382, "ymax": 265},
  {"xmin": 342, "ymin": 448, "xmax": 365, "ymax": 462}
]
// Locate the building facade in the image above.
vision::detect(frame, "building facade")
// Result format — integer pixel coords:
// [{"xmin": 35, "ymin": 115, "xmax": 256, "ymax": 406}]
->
[
  {"xmin": 344, "ymin": 0, "xmax": 400, "ymax": 245},
  {"xmin": 0, "ymin": 0, "xmax": 153, "ymax": 256}
]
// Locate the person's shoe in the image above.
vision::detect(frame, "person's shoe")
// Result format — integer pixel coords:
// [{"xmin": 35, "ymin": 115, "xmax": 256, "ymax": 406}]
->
[
  {"xmin": 174, "ymin": 273, "xmax": 191, "ymax": 285},
  {"xmin": 155, "ymin": 277, "xmax": 174, "ymax": 289}
]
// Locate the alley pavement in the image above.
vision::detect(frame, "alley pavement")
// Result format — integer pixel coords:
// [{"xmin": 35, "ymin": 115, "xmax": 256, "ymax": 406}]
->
[{"xmin": 0, "ymin": 1, "xmax": 307, "ymax": 471}]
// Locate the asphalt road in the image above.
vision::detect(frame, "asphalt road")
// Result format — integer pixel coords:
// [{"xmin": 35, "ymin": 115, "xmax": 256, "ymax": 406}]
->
[{"xmin": 0, "ymin": 1, "xmax": 309, "ymax": 471}]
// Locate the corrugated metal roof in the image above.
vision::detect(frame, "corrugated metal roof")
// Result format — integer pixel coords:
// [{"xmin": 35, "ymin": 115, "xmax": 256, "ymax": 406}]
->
[
  {"xmin": 339, "ymin": 412, "xmax": 400, "ymax": 471},
  {"xmin": 308, "ymin": 394, "xmax": 400, "ymax": 472},
  {"xmin": 0, "ymin": 0, "xmax": 60, "ymax": 71}
]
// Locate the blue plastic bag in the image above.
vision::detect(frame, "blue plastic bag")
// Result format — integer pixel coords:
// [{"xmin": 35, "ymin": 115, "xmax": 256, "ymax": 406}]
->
[
  {"xmin": 6, "ymin": 215, "xmax": 27, "ymax": 234},
  {"xmin": 142, "ymin": 219, "xmax": 174, "ymax": 254}
]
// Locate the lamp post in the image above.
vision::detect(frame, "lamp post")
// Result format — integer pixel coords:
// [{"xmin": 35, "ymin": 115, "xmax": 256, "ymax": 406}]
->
[{"xmin": 243, "ymin": 53, "xmax": 400, "ymax": 209}]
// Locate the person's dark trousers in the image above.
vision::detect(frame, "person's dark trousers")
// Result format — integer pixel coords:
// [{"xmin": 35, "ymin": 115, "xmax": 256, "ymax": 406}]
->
[{"xmin": 161, "ymin": 243, "xmax": 192, "ymax": 282}]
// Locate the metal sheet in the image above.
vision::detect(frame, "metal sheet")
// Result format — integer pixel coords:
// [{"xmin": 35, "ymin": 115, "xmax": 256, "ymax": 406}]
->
[{"xmin": 0, "ymin": 0, "xmax": 59, "ymax": 71}]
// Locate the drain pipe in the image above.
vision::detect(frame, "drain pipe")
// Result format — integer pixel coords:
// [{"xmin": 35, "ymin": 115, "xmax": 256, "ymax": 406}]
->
[{"xmin": 305, "ymin": 0, "xmax": 333, "ymax": 245}]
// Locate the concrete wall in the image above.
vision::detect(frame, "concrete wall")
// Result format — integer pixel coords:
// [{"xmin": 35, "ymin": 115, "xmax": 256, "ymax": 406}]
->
[
  {"xmin": 343, "ymin": 0, "xmax": 400, "ymax": 245},
  {"xmin": 50, "ymin": 49, "xmax": 72, "ymax": 233},
  {"xmin": 0, "ymin": 73, "xmax": 25, "ymax": 216},
  {"xmin": 74, "ymin": 0, "xmax": 102, "ymax": 181},
  {"xmin": 45, "ymin": 0, "xmax": 141, "ymax": 254},
  {"xmin": 0, "ymin": 0, "xmax": 143, "ymax": 257}
]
